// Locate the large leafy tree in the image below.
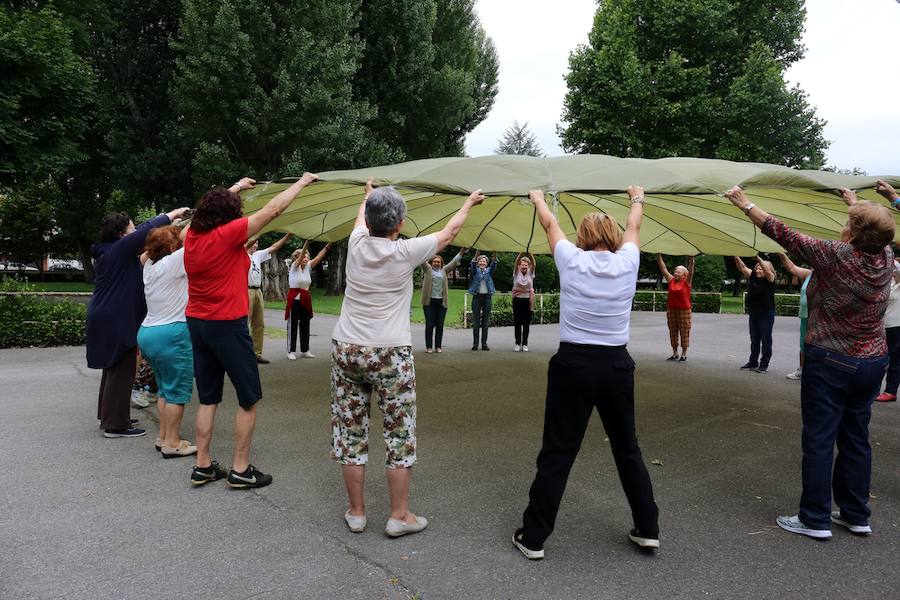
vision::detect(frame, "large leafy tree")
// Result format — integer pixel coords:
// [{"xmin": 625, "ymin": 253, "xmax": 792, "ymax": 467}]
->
[
  {"xmin": 171, "ymin": 0, "xmax": 391, "ymax": 186},
  {"xmin": 0, "ymin": 4, "xmax": 95, "ymax": 186},
  {"xmin": 355, "ymin": 0, "xmax": 499, "ymax": 160},
  {"xmin": 560, "ymin": 0, "xmax": 827, "ymax": 168}
]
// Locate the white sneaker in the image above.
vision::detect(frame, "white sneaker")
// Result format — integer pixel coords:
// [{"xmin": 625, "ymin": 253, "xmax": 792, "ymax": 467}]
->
[
  {"xmin": 287, "ymin": 352, "xmax": 297, "ymax": 360},
  {"xmin": 514, "ymin": 345, "xmax": 521, "ymax": 352},
  {"xmin": 831, "ymin": 511, "xmax": 872, "ymax": 535},
  {"xmin": 385, "ymin": 515, "xmax": 428, "ymax": 537},
  {"xmin": 786, "ymin": 368, "xmax": 802, "ymax": 380},
  {"xmin": 344, "ymin": 510, "xmax": 367, "ymax": 533},
  {"xmin": 130, "ymin": 390, "xmax": 149, "ymax": 408},
  {"xmin": 301, "ymin": 351, "xmax": 315, "ymax": 358},
  {"xmin": 522, "ymin": 345, "xmax": 529, "ymax": 352}
]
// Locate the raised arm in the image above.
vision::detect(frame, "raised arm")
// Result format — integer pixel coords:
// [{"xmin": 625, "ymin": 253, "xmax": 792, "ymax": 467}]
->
[
  {"xmin": 355, "ymin": 179, "xmax": 375, "ymax": 230},
  {"xmin": 777, "ymin": 252, "xmax": 812, "ymax": 280},
  {"xmin": 526, "ymin": 252, "xmax": 536, "ymax": 274},
  {"xmin": 686, "ymin": 256, "xmax": 695, "ymax": 285},
  {"xmin": 488, "ymin": 251, "xmax": 499, "ymax": 273},
  {"xmin": 246, "ymin": 172, "xmax": 318, "ymax": 239},
  {"xmin": 733, "ymin": 256, "xmax": 752, "ymax": 278},
  {"xmin": 433, "ymin": 190, "xmax": 486, "ymax": 252},
  {"xmin": 308, "ymin": 242, "xmax": 332, "ymax": 269},
  {"xmin": 876, "ymin": 180, "xmax": 900, "ymax": 210},
  {"xmin": 529, "ymin": 190, "xmax": 566, "ymax": 253},
  {"xmin": 622, "ymin": 185, "xmax": 645, "ymax": 247},
  {"xmin": 291, "ymin": 240, "xmax": 311, "ymax": 269},
  {"xmin": 840, "ymin": 188, "xmax": 858, "ymax": 207},
  {"xmin": 266, "ymin": 232, "xmax": 293, "ymax": 254},
  {"xmin": 657, "ymin": 254, "xmax": 673, "ymax": 282},
  {"xmin": 756, "ymin": 256, "xmax": 776, "ymax": 283},
  {"xmin": 444, "ymin": 248, "xmax": 465, "ymax": 273}
]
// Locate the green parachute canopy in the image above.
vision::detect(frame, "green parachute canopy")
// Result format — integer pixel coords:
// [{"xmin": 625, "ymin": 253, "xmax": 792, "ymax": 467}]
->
[{"xmin": 241, "ymin": 155, "xmax": 900, "ymax": 255}]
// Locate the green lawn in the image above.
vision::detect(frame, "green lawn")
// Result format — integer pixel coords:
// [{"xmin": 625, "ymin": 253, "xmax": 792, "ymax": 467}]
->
[
  {"xmin": 266, "ymin": 287, "xmax": 470, "ymax": 326},
  {"xmin": 720, "ymin": 294, "xmax": 744, "ymax": 314},
  {"xmin": 24, "ymin": 282, "xmax": 94, "ymax": 292}
]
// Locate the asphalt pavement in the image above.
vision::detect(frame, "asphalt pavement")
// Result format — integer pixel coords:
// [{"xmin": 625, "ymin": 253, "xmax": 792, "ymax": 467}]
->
[{"xmin": 1, "ymin": 309, "xmax": 898, "ymax": 599}]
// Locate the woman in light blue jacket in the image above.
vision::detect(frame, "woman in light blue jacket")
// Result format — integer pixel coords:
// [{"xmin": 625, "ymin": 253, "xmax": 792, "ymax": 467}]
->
[{"xmin": 467, "ymin": 251, "xmax": 498, "ymax": 350}]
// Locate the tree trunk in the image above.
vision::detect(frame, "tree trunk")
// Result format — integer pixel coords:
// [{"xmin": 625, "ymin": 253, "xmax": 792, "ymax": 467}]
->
[
  {"xmin": 262, "ymin": 250, "xmax": 289, "ymax": 302},
  {"xmin": 79, "ymin": 241, "xmax": 95, "ymax": 283},
  {"xmin": 326, "ymin": 240, "xmax": 347, "ymax": 295}
]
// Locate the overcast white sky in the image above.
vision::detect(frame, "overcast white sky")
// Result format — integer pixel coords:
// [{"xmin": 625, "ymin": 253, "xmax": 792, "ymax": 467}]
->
[{"xmin": 465, "ymin": 0, "xmax": 900, "ymax": 175}]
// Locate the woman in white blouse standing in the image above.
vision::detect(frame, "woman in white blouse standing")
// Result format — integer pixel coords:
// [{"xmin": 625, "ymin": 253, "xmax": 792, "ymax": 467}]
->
[
  {"xmin": 512, "ymin": 252, "xmax": 536, "ymax": 352},
  {"xmin": 513, "ymin": 186, "xmax": 659, "ymax": 560},
  {"xmin": 137, "ymin": 225, "xmax": 197, "ymax": 458},
  {"xmin": 285, "ymin": 240, "xmax": 331, "ymax": 360}
]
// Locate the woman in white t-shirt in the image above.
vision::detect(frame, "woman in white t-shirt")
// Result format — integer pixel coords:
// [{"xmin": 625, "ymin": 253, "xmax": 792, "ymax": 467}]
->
[
  {"xmin": 331, "ymin": 181, "xmax": 484, "ymax": 538},
  {"xmin": 136, "ymin": 225, "xmax": 197, "ymax": 458},
  {"xmin": 512, "ymin": 252, "xmax": 536, "ymax": 351},
  {"xmin": 285, "ymin": 240, "xmax": 331, "ymax": 359},
  {"xmin": 513, "ymin": 186, "xmax": 659, "ymax": 561},
  {"xmin": 877, "ymin": 260, "xmax": 900, "ymax": 402}
]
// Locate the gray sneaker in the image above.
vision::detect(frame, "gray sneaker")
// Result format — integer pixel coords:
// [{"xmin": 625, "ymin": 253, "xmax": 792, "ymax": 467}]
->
[
  {"xmin": 830, "ymin": 511, "xmax": 872, "ymax": 535},
  {"xmin": 776, "ymin": 515, "xmax": 832, "ymax": 539}
]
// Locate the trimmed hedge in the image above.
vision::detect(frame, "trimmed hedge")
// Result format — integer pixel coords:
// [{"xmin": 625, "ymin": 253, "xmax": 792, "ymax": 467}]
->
[
  {"xmin": 0, "ymin": 279, "xmax": 87, "ymax": 347},
  {"xmin": 741, "ymin": 293, "xmax": 800, "ymax": 317},
  {"xmin": 459, "ymin": 290, "xmax": 722, "ymax": 327}
]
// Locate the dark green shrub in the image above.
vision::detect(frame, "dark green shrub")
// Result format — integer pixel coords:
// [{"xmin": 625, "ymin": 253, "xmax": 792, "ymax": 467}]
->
[{"xmin": 0, "ymin": 278, "xmax": 87, "ymax": 347}]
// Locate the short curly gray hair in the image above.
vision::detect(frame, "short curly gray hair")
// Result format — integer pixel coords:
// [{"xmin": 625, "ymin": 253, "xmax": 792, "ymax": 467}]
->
[{"xmin": 365, "ymin": 186, "xmax": 407, "ymax": 237}]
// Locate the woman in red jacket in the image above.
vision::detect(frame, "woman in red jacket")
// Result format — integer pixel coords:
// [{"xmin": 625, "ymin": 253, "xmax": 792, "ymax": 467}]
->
[{"xmin": 657, "ymin": 254, "xmax": 695, "ymax": 361}]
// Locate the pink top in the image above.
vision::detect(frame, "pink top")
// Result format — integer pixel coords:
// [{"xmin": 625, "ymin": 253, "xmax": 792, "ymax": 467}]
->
[{"xmin": 512, "ymin": 269, "xmax": 535, "ymax": 298}]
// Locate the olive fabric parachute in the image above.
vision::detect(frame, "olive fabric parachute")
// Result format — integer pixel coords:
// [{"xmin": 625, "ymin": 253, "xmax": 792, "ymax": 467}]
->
[{"xmin": 241, "ymin": 155, "xmax": 900, "ymax": 255}]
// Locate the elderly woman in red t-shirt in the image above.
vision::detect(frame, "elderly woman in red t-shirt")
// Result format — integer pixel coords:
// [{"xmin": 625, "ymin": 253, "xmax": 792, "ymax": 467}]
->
[
  {"xmin": 657, "ymin": 254, "xmax": 695, "ymax": 361},
  {"xmin": 726, "ymin": 185, "xmax": 894, "ymax": 541}
]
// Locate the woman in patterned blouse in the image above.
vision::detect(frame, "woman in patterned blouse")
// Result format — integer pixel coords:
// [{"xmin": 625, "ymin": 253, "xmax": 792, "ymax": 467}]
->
[{"xmin": 725, "ymin": 185, "xmax": 894, "ymax": 541}]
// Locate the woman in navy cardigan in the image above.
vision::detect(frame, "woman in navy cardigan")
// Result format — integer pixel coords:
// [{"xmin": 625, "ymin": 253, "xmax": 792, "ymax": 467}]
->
[
  {"xmin": 87, "ymin": 207, "xmax": 187, "ymax": 438},
  {"xmin": 467, "ymin": 251, "xmax": 498, "ymax": 350}
]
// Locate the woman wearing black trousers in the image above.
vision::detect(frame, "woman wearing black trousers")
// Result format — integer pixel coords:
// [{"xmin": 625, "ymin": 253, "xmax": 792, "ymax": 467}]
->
[
  {"xmin": 285, "ymin": 240, "xmax": 331, "ymax": 359},
  {"xmin": 420, "ymin": 248, "xmax": 466, "ymax": 353},
  {"xmin": 514, "ymin": 187, "xmax": 658, "ymax": 560},
  {"xmin": 512, "ymin": 252, "xmax": 535, "ymax": 352}
]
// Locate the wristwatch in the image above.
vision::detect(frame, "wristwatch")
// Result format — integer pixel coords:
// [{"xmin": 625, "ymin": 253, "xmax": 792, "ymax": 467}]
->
[{"xmin": 742, "ymin": 203, "xmax": 755, "ymax": 215}]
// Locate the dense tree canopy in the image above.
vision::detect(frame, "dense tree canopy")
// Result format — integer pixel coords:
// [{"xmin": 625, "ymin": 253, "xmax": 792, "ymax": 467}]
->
[{"xmin": 560, "ymin": 0, "xmax": 827, "ymax": 168}]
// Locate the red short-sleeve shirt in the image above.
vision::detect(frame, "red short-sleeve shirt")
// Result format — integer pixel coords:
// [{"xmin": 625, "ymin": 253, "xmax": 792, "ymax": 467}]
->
[{"xmin": 184, "ymin": 217, "xmax": 250, "ymax": 320}]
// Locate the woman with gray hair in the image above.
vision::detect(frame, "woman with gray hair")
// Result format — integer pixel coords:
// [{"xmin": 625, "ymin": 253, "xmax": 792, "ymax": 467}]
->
[{"xmin": 331, "ymin": 181, "xmax": 485, "ymax": 537}]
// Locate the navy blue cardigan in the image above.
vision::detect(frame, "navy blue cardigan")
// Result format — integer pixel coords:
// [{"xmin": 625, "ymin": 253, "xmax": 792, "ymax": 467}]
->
[{"xmin": 85, "ymin": 214, "xmax": 171, "ymax": 369}]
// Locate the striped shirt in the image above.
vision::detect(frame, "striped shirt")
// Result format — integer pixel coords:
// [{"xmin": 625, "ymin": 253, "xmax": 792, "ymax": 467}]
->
[{"xmin": 762, "ymin": 216, "xmax": 892, "ymax": 357}]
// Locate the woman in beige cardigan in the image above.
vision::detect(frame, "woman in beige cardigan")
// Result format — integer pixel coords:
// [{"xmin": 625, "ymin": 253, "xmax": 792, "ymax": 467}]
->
[{"xmin": 420, "ymin": 248, "xmax": 467, "ymax": 353}]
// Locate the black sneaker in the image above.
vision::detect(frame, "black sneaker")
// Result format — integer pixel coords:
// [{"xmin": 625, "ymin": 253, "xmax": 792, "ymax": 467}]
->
[
  {"xmin": 628, "ymin": 528, "xmax": 660, "ymax": 549},
  {"xmin": 679, "ymin": 356, "xmax": 687, "ymax": 362},
  {"xmin": 256, "ymin": 355, "xmax": 270, "ymax": 364},
  {"xmin": 512, "ymin": 528, "xmax": 544, "ymax": 560},
  {"xmin": 227, "ymin": 464, "xmax": 273, "ymax": 489},
  {"xmin": 191, "ymin": 461, "xmax": 227, "ymax": 486},
  {"xmin": 754, "ymin": 365, "xmax": 768, "ymax": 373},
  {"xmin": 471, "ymin": 344, "xmax": 478, "ymax": 351},
  {"xmin": 103, "ymin": 428, "xmax": 147, "ymax": 438},
  {"xmin": 740, "ymin": 363, "xmax": 758, "ymax": 370},
  {"xmin": 481, "ymin": 344, "xmax": 490, "ymax": 351}
]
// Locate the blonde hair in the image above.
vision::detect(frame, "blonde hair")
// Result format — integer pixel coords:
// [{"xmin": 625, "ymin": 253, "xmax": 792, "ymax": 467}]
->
[
  {"xmin": 847, "ymin": 201, "xmax": 895, "ymax": 254},
  {"xmin": 576, "ymin": 212, "xmax": 623, "ymax": 251}
]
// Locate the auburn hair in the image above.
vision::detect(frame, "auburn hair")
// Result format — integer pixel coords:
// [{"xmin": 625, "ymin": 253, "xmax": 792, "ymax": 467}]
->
[
  {"xmin": 576, "ymin": 212, "xmax": 624, "ymax": 251},
  {"xmin": 145, "ymin": 225, "xmax": 182, "ymax": 262},
  {"xmin": 191, "ymin": 187, "xmax": 242, "ymax": 232},
  {"xmin": 847, "ymin": 201, "xmax": 895, "ymax": 254}
]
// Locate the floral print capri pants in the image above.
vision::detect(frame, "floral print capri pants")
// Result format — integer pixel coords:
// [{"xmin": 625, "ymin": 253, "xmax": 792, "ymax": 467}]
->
[{"xmin": 330, "ymin": 340, "xmax": 417, "ymax": 468}]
